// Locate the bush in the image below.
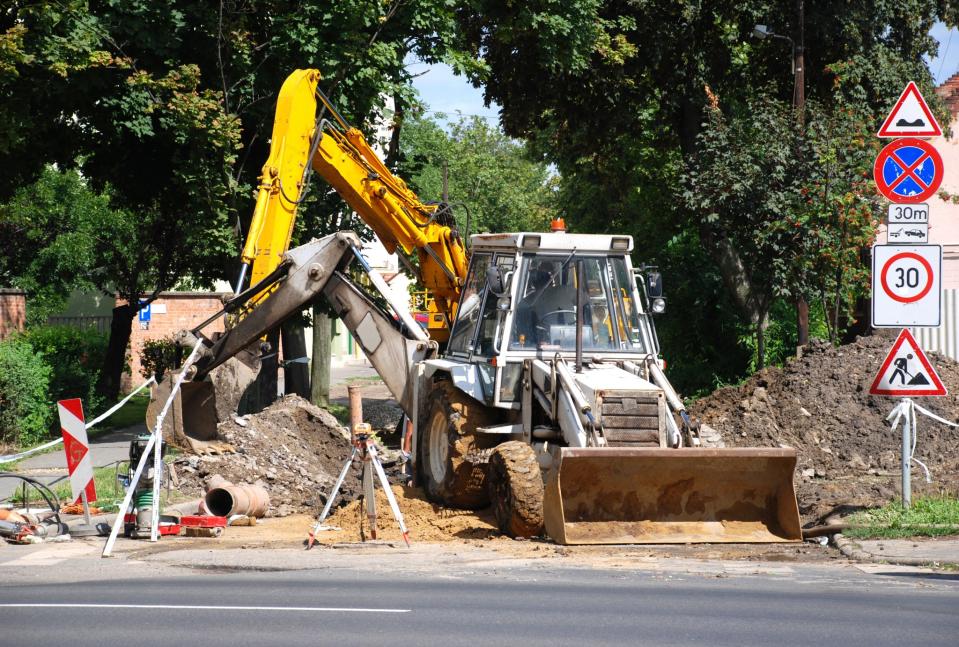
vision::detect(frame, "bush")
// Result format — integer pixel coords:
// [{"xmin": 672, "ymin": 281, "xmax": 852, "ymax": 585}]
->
[
  {"xmin": 0, "ymin": 337, "xmax": 52, "ymax": 448},
  {"xmin": 24, "ymin": 325, "xmax": 108, "ymax": 416},
  {"xmin": 140, "ymin": 337, "xmax": 183, "ymax": 381}
]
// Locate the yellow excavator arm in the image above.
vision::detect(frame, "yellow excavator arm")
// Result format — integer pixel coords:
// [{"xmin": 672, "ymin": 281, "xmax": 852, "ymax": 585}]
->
[{"xmin": 236, "ymin": 69, "xmax": 468, "ymax": 340}]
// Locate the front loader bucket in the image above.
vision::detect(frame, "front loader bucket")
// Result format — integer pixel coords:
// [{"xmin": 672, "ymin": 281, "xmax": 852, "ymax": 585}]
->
[{"xmin": 543, "ymin": 447, "xmax": 801, "ymax": 544}]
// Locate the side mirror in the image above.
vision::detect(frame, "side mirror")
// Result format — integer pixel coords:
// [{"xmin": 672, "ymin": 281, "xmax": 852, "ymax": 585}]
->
[
  {"xmin": 487, "ymin": 266, "xmax": 508, "ymax": 297},
  {"xmin": 646, "ymin": 271, "xmax": 663, "ymax": 298}
]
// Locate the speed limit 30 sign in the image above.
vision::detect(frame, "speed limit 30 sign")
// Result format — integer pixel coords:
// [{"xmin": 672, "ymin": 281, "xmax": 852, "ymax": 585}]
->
[{"xmin": 872, "ymin": 244, "xmax": 941, "ymax": 327}]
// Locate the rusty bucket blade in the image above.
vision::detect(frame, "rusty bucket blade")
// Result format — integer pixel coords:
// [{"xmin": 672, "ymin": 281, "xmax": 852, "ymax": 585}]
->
[
  {"xmin": 543, "ymin": 447, "xmax": 802, "ymax": 545},
  {"xmin": 145, "ymin": 354, "xmax": 257, "ymax": 454},
  {"xmin": 147, "ymin": 377, "xmax": 219, "ymax": 449}
]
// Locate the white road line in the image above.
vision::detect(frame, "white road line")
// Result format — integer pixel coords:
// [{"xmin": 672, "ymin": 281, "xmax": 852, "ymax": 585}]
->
[{"xmin": 0, "ymin": 604, "xmax": 410, "ymax": 613}]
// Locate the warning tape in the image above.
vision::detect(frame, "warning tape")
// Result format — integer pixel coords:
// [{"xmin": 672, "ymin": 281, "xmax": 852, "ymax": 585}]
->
[
  {"xmin": 886, "ymin": 398, "xmax": 958, "ymax": 483},
  {"xmin": 0, "ymin": 376, "xmax": 156, "ymax": 464}
]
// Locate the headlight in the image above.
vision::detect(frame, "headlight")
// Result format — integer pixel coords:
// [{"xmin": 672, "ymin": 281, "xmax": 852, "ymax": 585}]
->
[{"xmin": 651, "ymin": 297, "xmax": 666, "ymax": 314}]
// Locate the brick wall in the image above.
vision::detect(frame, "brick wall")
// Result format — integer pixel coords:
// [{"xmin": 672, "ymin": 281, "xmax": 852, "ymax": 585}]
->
[
  {"xmin": 0, "ymin": 289, "xmax": 26, "ymax": 339},
  {"xmin": 121, "ymin": 292, "xmax": 228, "ymax": 390}
]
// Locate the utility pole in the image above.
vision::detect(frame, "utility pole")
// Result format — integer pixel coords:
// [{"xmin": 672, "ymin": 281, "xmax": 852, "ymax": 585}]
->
[
  {"xmin": 794, "ymin": 0, "xmax": 809, "ymax": 348},
  {"xmin": 753, "ymin": 5, "xmax": 809, "ymax": 348}
]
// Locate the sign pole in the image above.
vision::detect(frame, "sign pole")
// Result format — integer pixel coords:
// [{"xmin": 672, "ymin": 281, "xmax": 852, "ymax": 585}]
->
[
  {"xmin": 80, "ymin": 489, "xmax": 92, "ymax": 526},
  {"xmin": 902, "ymin": 398, "xmax": 912, "ymax": 509}
]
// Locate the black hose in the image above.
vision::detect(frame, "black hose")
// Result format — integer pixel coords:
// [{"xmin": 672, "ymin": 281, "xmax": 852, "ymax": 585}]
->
[{"xmin": 0, "ymin": 473, "xmax": 62, "ymax": 525}]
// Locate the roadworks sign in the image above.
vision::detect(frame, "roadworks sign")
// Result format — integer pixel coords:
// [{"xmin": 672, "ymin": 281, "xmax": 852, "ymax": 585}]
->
[{"xmin": 869, "ymin": 329, "xmax": 946, "ymax": 397}]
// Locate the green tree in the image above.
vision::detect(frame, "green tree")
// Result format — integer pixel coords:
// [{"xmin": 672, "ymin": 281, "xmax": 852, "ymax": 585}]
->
[
  {"xmin": 453, "ymin": 0, "xmax": 954, "ymax": 389},
  {"xmin": 682, "ymin": 93, "xmax": 807, "ymax": 368},
  {"xmin": 396, "ymin": 113, "xmax": 554, "ymax": 235},
  {"xmin": 0, "ymin": 1, "xmax": 472, "ymax": 401}
]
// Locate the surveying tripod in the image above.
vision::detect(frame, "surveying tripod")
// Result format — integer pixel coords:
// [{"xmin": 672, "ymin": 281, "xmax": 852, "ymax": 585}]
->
[{"xmin": 307, "ymin": 423, "xmax": 410, "ymax": 548}]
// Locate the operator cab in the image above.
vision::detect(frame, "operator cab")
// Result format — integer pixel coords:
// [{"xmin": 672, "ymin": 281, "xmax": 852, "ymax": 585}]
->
[{"xmin": 443, "ymin": 231, "xmax": 660, "ymax": 409}]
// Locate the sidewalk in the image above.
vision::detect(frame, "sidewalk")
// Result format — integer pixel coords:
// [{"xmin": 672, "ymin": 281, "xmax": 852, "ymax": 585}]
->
[{"xmin": 835, "ymin": 534, "xmax": 959, "ymax": 568}]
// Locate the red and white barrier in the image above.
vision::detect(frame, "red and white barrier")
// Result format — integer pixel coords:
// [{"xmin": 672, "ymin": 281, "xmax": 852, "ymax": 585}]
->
[{"xmin": 57, "ymin": 398, "xmax": 97, "ymax": 504}]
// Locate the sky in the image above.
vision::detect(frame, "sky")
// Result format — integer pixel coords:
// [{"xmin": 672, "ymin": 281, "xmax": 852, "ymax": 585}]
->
[
  {"xmin": 928, "ymin": 22, "xmax": 959, "ymax": 84},
  {"xmin": 410, "ymin": 23, "xmax": 959, "ymax": 127},
  {"xmin": 407, "ymin": 59, "xmax": 500, "ymax": 124}
]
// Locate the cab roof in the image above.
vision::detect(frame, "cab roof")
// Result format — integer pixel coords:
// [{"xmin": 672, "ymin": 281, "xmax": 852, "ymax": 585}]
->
[{"xmin": 469, "ymin": 232, "xmax": 633, "ymax": 253}]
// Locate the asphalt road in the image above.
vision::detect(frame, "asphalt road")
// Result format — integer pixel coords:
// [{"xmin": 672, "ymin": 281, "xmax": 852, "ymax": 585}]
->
[{"xmin": 2, "ymin": 566, "xmax": 957, "ymax": 646}]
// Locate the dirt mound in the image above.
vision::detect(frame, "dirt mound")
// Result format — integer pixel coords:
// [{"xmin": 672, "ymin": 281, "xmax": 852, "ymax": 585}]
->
[
  {"xmin": 690, "ymin": 335, "xmax": 959, "ymax": 523},
  {"xmin": 313, "ymin": 485, "xmax": 502, "ymax": 544},
  {"xmin": 173, "ymin": 395, "xmax": 391, "ymax": 517}
]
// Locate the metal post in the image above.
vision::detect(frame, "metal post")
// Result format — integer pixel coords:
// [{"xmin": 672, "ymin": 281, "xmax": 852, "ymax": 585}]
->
[
  {"xmin": 80, "ymin": 489, "xmax": 92, "ymax": 527},
  {"xmin": 902, "ymin": 399, "xmax": 912, "ymax": 509},
  {"xmin": 575, "ymin": 261, "xmax": 584, "ymax": 373},
  {"xmin": 348, "ymin": 384, "xmax": 363, "ymax": 439}
]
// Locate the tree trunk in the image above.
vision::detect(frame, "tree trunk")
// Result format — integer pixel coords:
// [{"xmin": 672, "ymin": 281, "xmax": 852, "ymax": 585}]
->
[
  {"xmin": 797, "ymin": 297, "xmax": 809, "ymax": 347},
  {"xmin": 310, "ymin": 309, "xmax": 332, "ymax": 408},
  {"xmin": 281, "ymin": 318, "xmax": 310, "ymax": 398},
  {"xmin": 248, "ymin": 329, "xmax": 280, "ymax": 413},
  {"xmin": 97, "ymin": 303, "xmax": 136, "ymax": 401},
  {"xmin": 756, "ymin": 313, "xmax": 768, "ymax": 370},
  {"xmin": 699, "ymin": 225, "xmax": 765, "ymax": 326}
]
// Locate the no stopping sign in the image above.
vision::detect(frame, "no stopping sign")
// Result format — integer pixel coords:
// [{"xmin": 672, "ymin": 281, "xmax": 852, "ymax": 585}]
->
[{"xmin": 872, "ymin": 244, "xmax": 941, "ymax": 327}]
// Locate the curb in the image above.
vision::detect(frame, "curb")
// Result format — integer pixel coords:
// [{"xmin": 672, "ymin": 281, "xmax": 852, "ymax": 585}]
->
[{"xmin": 833, "ymin": 533, "xmax": 955, "ymax": 568}]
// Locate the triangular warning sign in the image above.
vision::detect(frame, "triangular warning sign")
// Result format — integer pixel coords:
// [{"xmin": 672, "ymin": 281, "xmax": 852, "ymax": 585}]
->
[
  {"xmin": 870, "ymin": 329, "xmax": 947, "ymax": 396},
  {"xmin": 877, "ymin": 81, "xmax": 942, "ymax": 138}
]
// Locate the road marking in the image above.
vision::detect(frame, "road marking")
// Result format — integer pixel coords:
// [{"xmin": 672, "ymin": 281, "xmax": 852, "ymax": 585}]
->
[{"xmin": 0, "ymin": 603, "xmax": 410, "ymax": 613}]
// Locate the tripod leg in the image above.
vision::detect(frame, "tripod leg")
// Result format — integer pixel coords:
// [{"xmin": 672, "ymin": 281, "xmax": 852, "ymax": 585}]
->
[
  {"xmin": 363, "ymin": 460, "xmax": 377, "ymax": 540},
  {"xmin": 370, "ymin": 446, "xmax": 410, "ymax": 547},
  {"xmin": 308, "ymin": 447, "xmax": 357, "ymax": 549}
]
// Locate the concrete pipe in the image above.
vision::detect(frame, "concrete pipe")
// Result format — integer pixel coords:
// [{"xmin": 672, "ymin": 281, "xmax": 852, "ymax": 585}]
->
[
  {"xmin": 205, "ymin": 483, "xmax": 270, "ymax": 518},
  {"xmin": 205, "ymin": 474, "xmax": 230, "ymax": 492}
]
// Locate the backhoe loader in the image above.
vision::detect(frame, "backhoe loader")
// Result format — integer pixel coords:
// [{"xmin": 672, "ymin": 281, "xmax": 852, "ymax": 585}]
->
[{"xmin": 149, "ymin": 69, "xmax": 801, "ymax": 544}]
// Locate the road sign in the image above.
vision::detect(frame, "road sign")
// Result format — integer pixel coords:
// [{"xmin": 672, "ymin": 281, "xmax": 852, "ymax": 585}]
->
[
  {"xmin": 873, "ymin": 138, "xmax": 944, "ymax": 203},
  {"xmin": 887, "ymin": 223, "xmax": 928, "ymax": 244},
  {"xmin": 872, "ymin": 244, "xmax": 941, "ymax": 327},
  {"xmin": 887, "ymin": 203, "xmax": 929, "ymax": 225},
  {"xmin": 877, "ymin": 81, "xmax": 942, "ymax": 138},
  {"xmin": 138, "ymin": 302, "xmax": 151, "ymax": 322},
  {"xmin": 58, "ymin": 399, "xmax": 97, "ymax": 503},
  {"xmin": 869, "ymin": 329, "xmax": 946, "ymax": 396}
]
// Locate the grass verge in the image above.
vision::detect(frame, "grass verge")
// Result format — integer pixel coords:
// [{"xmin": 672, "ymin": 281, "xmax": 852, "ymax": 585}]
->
[
  {"xmin": 88, "ymin": 392, "xmax": 150, "ymax": 436},
  {"xmin": 845, "ymin": 496, "xmax": 959, "ymax": 539},
  {"xmin": 8, "ymin": 453, "xmax": 186, "ymax": 511}
]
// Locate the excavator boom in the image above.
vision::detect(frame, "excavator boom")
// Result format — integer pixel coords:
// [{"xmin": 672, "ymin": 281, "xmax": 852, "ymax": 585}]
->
[{"xmin": 236, "ymin": 69, "xmax": 466, "ymax": 339}]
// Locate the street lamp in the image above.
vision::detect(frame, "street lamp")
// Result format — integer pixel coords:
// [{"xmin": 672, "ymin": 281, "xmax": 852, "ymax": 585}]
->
[{"xmin": 751, "ymin": 22, "xmax": 803, "ymax": 110}]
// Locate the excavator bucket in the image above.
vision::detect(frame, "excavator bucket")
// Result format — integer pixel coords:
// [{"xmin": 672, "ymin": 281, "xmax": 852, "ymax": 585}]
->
[
  {"xmin": 543, "ymin": 447, "xmax": 801, "ymax": 544},
  {"xmin": 146, "ymin": 355, "xmax": 257, "ymax": 455}
]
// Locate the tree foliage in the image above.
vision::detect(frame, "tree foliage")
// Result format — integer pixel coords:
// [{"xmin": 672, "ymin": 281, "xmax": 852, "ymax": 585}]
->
[
  {"xmin": 0, "ymin": 1, "xmax": 472, "ymax": 398},
  {"xmin": 396, "ymin": 114, "xmax": 554, "ymax": 235},
  {"xmin": 0, "ymin": 337, "xmax": 51, "ymax": 448},
  {"xmin": 453, "ymin": 0, "xmax": 953, "ymax": 387}
]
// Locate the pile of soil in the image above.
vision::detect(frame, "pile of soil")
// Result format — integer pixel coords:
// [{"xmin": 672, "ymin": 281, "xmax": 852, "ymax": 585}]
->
[
  {"xmin": 314, "ymin": 485, "xmax": 502, "ymax": 544},
  {"xmin": 173, "ymin": 395, "xmax": 402, "ymax": 517},
  {"xmin": 690, "ymin": 335, "xmax": 959, "ymax": 523}
]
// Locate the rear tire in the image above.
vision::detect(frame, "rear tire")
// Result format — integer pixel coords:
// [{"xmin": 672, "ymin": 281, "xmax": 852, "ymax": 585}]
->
[
  {"xmin": 419, "ymin": 381, "xmax": 497, "ymax": 508},
  {"xmin": 487, "ymin": 441, "xmax": 544, "ymax": 538}
]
